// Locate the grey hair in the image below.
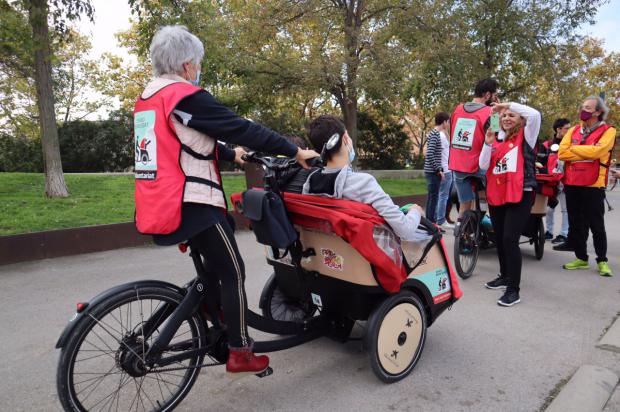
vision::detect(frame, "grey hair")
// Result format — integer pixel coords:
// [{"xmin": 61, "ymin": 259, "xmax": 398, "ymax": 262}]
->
[
  {"xmin": 149, "ymin": 25, "xmax": 204, "ymax": 77},
  {"xmin": 584, "ymin": 95, "xmax": 610, "ymax": 121}
]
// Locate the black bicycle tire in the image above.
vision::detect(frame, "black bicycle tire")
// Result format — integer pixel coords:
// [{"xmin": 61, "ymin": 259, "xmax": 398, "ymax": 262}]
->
[
  {"xmin": 261, "ymin": 274, "xmax": 316, "ymax": 323},
  {"xmin": 535, "ymin": 217, "xmax": 545, "ymax": 260},
  {"xmin": 56, "ymin": 286, "xmax": 207, "ymax": 412},
  {"xmin": 454, "ymin": 210, "xmax": 480, "ymax": 279}
]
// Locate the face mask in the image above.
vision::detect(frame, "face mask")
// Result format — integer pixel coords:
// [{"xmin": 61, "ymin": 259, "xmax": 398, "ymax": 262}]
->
[
  {"xmin": 189, "ymin": 70, "xmax": 201, "ymax": 87},
  {"xmin": 485, "ymin": 99, "xmax": 494, "ymax": 106},
  {"xmin": 579, "ymin": 110, "xmax": 594, "ymax": 121},
  {"xmin": 348, "ymin": 144, "xmax": 356, "ymax": 163}
]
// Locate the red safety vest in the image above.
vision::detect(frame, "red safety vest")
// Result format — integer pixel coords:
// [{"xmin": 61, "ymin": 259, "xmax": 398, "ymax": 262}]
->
[
  {"xmin": 542, "ymin": 140, "xmax": 559, "ymax": 172},
  {"xmin": 486, "ymin": 128, "xmax": 525, "ymax": 206},
  {"xmin": 448, "ymin": 104, "xmax": 492, "ymax": 173},
  {"xmin": 564, "ymin": 124, "xmax": 612, "ymax": 187},
  {"xmin": 133, "ymin": 81, "xmax": 213, "ymax": 234}
]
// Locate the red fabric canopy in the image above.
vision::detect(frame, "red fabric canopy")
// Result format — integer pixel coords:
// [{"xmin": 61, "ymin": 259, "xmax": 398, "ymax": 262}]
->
[{"xmin": 231, "ymin": 191, "xmax": 462, "ymax": 299}]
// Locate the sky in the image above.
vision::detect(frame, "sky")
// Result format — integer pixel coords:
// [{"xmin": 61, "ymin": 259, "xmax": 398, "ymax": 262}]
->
[
  {"xmin": 76, "ymin": 0, "xmax": 620, "ymax": 118},
  {"xmin": 77, "ymin": 0, "xmax": 620, "ymax": 59}
]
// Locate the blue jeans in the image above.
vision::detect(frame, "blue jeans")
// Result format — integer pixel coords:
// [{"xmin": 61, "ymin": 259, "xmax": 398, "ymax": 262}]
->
[
  {"xmin": 436, "ymin": 172, "xmax": 453, "ymax": 225},
  {"xmin": 425, "ymin": 172, "xmax": 442, "ymax": 223},
  {"xmin": 454, "ymin": 169, "xmax": 487, "ymax": 203}
]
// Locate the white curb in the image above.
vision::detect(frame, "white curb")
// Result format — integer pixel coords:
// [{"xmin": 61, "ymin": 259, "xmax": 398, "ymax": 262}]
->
[
  {"xmin": 597, "ymin": 315, "xmax": 620, "ymax": 353},
  {"xmin": 546, "ymin": 365, "xmax": 618, "ymax": 412}
]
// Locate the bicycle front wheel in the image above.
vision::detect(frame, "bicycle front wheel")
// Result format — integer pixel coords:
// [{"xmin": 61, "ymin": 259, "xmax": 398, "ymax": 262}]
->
[
  {"xmin": 454, "ymin": 210, "xmax": 480, "ymax": 279},
  {"xmin": 57, "ymin": 285, "xmax": 207, "ymax": 412}
]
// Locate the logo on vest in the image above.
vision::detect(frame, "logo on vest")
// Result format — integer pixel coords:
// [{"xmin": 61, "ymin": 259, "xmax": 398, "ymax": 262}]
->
[
  {"xmin": 493, "ymin": 146, "xmax": 518, "ymax": 175},
  {"xmin": 134, "ymin": 110, "xmax": 157, "ymax": 180},
  {"xmin": 452, "ymin": 117, "xmax": 477, "ymax": 150}
]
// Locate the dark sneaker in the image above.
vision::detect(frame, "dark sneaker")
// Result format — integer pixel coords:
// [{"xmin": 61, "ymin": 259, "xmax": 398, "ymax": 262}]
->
[
  {"xmin": 551, "ymin": 235, "xmax": 567, "ymax": 244},
  {"xmin": 553, "ymin": 242, "xmax": 574, "ymax": 252},
  {"xmin": 545, "ymin": 231, "xmax": 553, "ymax": 240},
  {"xmin": 498, "ymin": 291, "xmax": 520, "ymax": 307},
  {"xmin": 485, "ymin": 276, "xmax": 508, "ymax": 290}
]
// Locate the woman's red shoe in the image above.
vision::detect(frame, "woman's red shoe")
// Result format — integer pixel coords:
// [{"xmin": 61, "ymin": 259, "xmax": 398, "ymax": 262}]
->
[{"xmin": 226, "ymin": 348, "xmax": 269, "ymax": 374}]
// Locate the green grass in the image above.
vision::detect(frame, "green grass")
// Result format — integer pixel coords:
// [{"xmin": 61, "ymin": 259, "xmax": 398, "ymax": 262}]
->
[
  {"xmin": 378, "ymin": 178, "xmax": 427, "ymax": 197},
  {"xmin": 0, "ymin": 173, "xmax": 426, "ymax": 235}
]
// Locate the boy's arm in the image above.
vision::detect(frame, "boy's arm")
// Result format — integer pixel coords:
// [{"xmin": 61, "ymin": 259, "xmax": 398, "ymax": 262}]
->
[
  {"xmin": 342, "ymin": 173, "xmax": 421, "ymax": 241},
  {"xmin": 568, "ymin": 127, "xmax": 616, "ymax": 160}
]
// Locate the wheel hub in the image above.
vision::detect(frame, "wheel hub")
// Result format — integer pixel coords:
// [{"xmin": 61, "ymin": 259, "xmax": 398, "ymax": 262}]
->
[
  {"xmin": 117, "ymin": 340, "xmax": 149, "ymax": 377},
  {"xmin": 397, "ymin": 331, "xmax": 407, "ymax": 346}
]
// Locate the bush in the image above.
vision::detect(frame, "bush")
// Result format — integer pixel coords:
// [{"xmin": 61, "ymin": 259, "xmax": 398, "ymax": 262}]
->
[
  {"xmin": 357, "ymin": 112, "xmax": 412, "ymax": 170},
  {"xmin": 58, "ymin": 110, "xmax": 134, "ymax": 172},
  {"xmin": 0, "ymin": 133, "xmax": 43, "ymax": 172}
]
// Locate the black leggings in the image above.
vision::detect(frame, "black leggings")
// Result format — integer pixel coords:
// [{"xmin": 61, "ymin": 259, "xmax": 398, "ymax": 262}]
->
[
  {"xmin": 489, "ymin": 192, "xmax": 534, "ymax": 293},
  {"xmin": 190, "ymin": 218, "xmax": 250, "ymax": 348}
]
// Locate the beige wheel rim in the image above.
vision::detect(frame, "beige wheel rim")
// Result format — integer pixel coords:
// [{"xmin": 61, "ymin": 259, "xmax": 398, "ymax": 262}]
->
[{"xmin": 377, "ymin": 302, "xmax": 423, "ymax": 375}]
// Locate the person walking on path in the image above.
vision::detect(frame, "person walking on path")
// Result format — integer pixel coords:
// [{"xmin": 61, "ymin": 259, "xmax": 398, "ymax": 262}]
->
[
  {"xmin": 480, "ymin": 102, "xmax": 541, "ymax": 307},
  {"xmin": 559, "ymin": 96, "xmax": 616, "ymax": 277},
  {"xmin": 424, "ymin": 112, "xmax": 451, "ymax": 224},
  {"xmin": 541, "ymin": 118, "xmax": 571, "ymax": 244},
  {"xmin": 448, "ymin": 78, "xmax": 498, "ymax": 227},
  {"xmin": 435, "ymin": 113, "xmax": 454, "ymax": 230}
]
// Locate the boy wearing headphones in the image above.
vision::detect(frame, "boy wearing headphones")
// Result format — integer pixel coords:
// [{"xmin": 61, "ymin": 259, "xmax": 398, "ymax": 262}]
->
[{"xmin": 302, "ymin": 115, "xmax": 424, "ymax": 241}]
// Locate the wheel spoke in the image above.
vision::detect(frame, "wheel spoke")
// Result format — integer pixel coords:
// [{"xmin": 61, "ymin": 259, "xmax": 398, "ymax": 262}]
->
[{"xmin": 62, "ymin": 289, "xmax": 203, "ymax": 412}]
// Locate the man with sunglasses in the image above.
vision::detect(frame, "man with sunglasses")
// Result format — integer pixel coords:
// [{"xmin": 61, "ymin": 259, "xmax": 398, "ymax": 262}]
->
[{"xmin": 302, "ymin": 115, "xmax": 424, "ymax": 241}]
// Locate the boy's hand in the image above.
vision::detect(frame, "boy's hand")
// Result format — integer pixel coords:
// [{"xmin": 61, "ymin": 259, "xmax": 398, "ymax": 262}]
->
[
  {"xmin": 409, "ymin": 204, "xmax": 424, "ymax": 216},
  {"xmin": 296, "ymin": 148, "xmax": 320, "ymax": 169}
]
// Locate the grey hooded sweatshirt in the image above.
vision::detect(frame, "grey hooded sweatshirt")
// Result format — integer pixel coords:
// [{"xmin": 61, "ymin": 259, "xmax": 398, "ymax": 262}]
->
[{"xmin": 302, "ymin": 166, "xmax": 422, "ymax": 241}]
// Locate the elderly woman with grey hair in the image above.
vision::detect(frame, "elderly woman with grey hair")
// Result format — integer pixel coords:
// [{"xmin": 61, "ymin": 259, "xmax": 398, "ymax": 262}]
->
[
  {"xmin": 133, "ymin": 25, "xmax": 318, "ymax": 374},
  {"xmin": 559, "ymin": 96, "xmax": 616, "ymax": 277}
]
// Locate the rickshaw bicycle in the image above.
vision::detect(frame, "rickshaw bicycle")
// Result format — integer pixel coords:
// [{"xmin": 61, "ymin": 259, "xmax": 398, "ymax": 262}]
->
[
  {"xmin": 55, "ymin": 153, "xmax": 462, "ymax": 411},
  {"xmin": 453, "ymin": 175, "xmax": 556, "ymax": 279}
]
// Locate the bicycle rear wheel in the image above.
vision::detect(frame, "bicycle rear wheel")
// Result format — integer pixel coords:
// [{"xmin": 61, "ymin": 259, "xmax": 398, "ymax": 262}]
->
[
  {"xmin": 454, "ymin": 210, "xmax": 480, "ymax": 279},
  {"xmin": 57, "ymin": 285, "xmax": 207, "ymax": 412}
]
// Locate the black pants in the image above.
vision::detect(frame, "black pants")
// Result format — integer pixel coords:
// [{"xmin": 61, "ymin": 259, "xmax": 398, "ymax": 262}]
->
[
  {"xmin": 190, "ymin": 218, "xmax": 250, "ymax": 348},
  {"xmin": 489, "ymin": 192, "xmax": 534, "ymax": 293},
  {"xmin": 425, "ymin": 172, "xmax": 441, "ymax": 223},
  {"xmin": 564, "ymin": 185, "xmax": 607, "ymax": 263}
]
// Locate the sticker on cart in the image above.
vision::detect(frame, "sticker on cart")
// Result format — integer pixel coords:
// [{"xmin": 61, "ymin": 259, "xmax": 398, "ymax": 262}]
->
[
  {"xmin": 311, "ymin": 293, "xmax": 323, "ymax": 307},
  {"xmin": 321, "ymin": 248, "xmax": 343, "ymax": 271},
  {"xmin": 415, "ymin": 268, "xmax": 452, "ymax": 304}
]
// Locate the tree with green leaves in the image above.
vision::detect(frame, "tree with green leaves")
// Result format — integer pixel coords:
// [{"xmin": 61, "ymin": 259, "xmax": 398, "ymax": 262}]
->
[{"xmin": 8, "ymin": 0, "xmax": 94, "ymax": 197}]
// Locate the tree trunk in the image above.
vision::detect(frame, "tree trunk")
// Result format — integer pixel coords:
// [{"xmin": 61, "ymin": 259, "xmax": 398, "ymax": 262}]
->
[{"xmin": 28, "ymin": 0, "xmax": 69, "ymax": 198}]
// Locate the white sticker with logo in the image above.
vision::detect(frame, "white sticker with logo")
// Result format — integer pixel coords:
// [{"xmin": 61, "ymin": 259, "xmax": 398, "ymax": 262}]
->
[
  {"xmin": 451, "ymin": 117, "xmax": 477, "ymax": 150},
  {"xmin": 311, "ymin": 293, "xmax": 323, "ymax": 307},
  {"xmin": 134, "ymin": 110, "xmax": 157, "ymax": 180},
  {"xmin": 492, "ymin": 146, "xmax": 519, "ymax": 175}
]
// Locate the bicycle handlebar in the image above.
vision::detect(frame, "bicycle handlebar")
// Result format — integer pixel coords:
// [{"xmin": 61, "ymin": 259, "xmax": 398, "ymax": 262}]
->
[{"xmin": 241, "ymin": 152, "xmax": 299, "ymax": 171}]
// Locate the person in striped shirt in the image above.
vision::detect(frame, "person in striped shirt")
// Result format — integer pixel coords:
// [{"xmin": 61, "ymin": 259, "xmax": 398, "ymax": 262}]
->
[{"xmin": 424, "ymin": 112, "xmax": 451, "ymax": 224}]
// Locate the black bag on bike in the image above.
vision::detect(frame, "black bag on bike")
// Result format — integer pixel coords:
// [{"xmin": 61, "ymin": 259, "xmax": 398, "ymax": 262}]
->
[{"xmin": 242, "ymin": 189, "xmax": 298, "ymax": 249}]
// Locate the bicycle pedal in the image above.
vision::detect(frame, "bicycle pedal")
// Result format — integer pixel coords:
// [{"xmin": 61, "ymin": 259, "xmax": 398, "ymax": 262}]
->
[{"xmin": 255, "ymin": 367, "xmax": 273, "ymax": 378}]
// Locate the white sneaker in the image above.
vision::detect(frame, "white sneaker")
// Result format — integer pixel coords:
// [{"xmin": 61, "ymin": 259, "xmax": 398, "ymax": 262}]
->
[
  {"xmin": 440, "ymin": 222, "xmax": 455, "ymax": 230},
  {"xmin": 453, "ymin": 222, "xmax": 461, "ymax": 236}
]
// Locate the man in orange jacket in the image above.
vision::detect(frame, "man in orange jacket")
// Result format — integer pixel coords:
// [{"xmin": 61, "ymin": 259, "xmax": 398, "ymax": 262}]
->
[{"xmin": 559, "ymin": 96, "xmax": 616, "ymax": 276}]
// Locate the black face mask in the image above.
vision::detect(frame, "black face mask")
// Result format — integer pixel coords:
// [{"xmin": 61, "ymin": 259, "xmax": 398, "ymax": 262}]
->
[{"xmin": 485, "ymin": 99, "xmax": 494, "ymax": 106}]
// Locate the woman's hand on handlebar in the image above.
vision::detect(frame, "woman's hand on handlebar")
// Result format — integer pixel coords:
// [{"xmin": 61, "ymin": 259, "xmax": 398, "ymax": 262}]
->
[
  {"xmin": 295, "ymin": 148, "xmax": 320, "ymax": 169},
  {"xmin": 234, "ymin": 147, "xmax": 248, "ymax": 166}
]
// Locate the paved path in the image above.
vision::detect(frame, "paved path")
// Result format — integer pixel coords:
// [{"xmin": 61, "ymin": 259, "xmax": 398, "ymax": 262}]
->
[{"xmin": 1, "ymin": 191, "xmax": 620, "ymax": 412}]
